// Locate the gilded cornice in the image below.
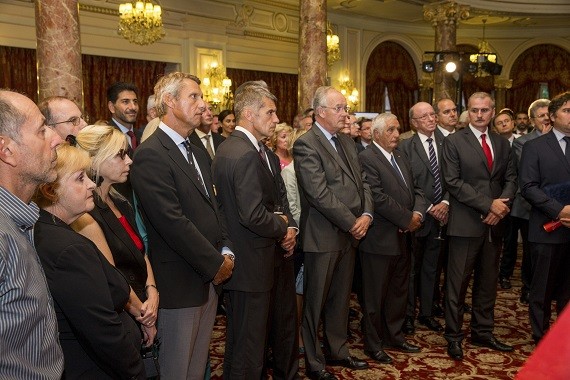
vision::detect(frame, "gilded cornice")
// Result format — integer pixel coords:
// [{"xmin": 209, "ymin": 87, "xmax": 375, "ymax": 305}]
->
[
  {"xmin": 251, "ymin": 0, "xmax": 298, "ymax": 11},
  {"xmin": 424, "ymin": 1, "xmax": 470, "ymax": 26},
  {"xmin": 244, "ymin": 30, "xmax": 297, "ymax": 44},
  {"xmin": 79, "ymin": 3, "xmax": 118, "ymax": 16}
]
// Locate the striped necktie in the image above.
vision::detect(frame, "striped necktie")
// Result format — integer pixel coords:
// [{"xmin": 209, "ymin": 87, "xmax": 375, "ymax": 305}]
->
[{"xmin": 427, "ymin": 137, "xmax": 442, "ymax": 204}]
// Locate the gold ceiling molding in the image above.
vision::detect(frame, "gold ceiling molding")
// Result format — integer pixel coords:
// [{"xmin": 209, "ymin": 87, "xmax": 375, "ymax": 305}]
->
[
  {"xmin": 251, "ymin": 0, "xmax": 298, "ymax": 11},
  {"xmin": 78, "ymin": 3, "xmax": 118, "ymax": 16},
  {"xmin": 244, "ymin": 30, "xmax": 298, "ymax": 44},
  {"xmin": 423, "ymin": 2, "xmax": 470, "ymax": 26}
]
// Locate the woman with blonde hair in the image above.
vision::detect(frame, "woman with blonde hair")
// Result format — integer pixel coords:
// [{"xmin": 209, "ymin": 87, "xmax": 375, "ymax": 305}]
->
[
  {"xmin": 34, "ymin": 144, "xmax": 145, "ymax": 379},
  {"xmin": 270, "ymin": 123, "xmax": 293, "ymax": 170},
  {"xmin": 73, "ymin": 124, "xmax": 159, "ymax": 348}
]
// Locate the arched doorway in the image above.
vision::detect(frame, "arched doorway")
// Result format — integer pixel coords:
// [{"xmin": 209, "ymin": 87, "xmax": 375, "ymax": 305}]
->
[
  {"xmin": 365, "ymin": 41, "xmax": 418, "ymax": 132},
  {"xmin": 507, "ymin": 44, "xmax": 570, "ymax": 113}
]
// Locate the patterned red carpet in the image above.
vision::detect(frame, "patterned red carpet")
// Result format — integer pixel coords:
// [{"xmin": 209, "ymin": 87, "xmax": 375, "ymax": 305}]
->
[{"xmin": 209, "ymin": 272, "xmax": 537, "ymax": 379}]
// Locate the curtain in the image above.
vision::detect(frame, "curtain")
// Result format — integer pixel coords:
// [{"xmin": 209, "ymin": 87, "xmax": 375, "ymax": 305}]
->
[
  {"xmin": 0, "ymin": 46, "xmax": 166, "ymax": 127},
  {"xmin": 82, "ymin": 55, "xmax": 166, "ymax": 127},
  {"xmin": 506, "ymin": 44, "xmax": 570, "ymax": 113},
  {"xmin": 0, "ymin": 46, "xmax": 38, "ymax": 101},
  {"xmin": 365, "ymin": 41, "xmax": 418, "ymax": 132},
  {"xmin": 226, "ymin": 68, "xmax": 298, "ymax": 126}
]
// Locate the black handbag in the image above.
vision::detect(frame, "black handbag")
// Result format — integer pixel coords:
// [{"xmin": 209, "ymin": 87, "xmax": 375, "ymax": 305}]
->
[{"xmin": 141, "ymin": 340, "xmax": 160, "ymax": 379}]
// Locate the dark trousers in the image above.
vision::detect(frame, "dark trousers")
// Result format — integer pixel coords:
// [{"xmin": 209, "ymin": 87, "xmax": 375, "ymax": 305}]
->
[
  {"xmin": 407, "ymin": 221, "xmax": 444, "ymax": 318},
  {"xmin": 361, "ymin": 244, "xmax": 411, "ymax": 352},
  {"xmin": 267, "ymin": 258, "xmax": 299, "ymax": 380},
  {"xmin": 500, "ymin": 216, "xmax": 530, "ymax": 288},
  {"xmin": 444, "ymin": 234, "xmax": 501, "ymax": 343},
  {"xmin": 529, "ymin": 242, "xmax": 570, "ymax": 342},
  {"xmin": 224, "ymin": 290, "xmax": 271, "ymax": 379},
  {"xmin": 302, "ymin": 244, "xmax": 355, "ymax": 373}
]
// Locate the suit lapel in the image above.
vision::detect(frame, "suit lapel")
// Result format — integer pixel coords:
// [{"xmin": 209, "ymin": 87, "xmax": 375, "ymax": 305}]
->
[
  {"xmin": 545, "ymin": 131, "xmax": 570, "ymax": 174},
  {"xmin": 411, "ymin": 134, "xmax": 431, "ymax": 173},
  {"xmin": 312, "ymin": 127, "xmax": 356, "ymax": 183},
  {"xmin": 371, "ymin": 144, "xmax": 409, "ymax": 192},
  {"xmin": 464, "ymin": 127, "xmax": 491, "ymax": 174},
  {"xmin": 156, "ymin": 129, "xmax": 212, "ymax": 204}
]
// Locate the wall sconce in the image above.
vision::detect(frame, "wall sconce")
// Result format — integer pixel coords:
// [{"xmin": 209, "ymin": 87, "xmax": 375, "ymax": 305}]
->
[
  {"xmin": 326, "ymin": 22, "xmax": 341, "ymax": 67},
  {"xmin": 202, "ymin": 61, "xmax": 233, "ymax": 113},
  {"xmin": 338, "ymin": 75, "xmax": 359, "ymax": 112}
]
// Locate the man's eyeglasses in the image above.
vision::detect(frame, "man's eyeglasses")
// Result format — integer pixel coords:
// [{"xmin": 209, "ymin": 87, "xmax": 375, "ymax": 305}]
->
[
  {"xmin": 322, "ymin": 105, "xmax": 350, "ymax": 114},
  {"xmin": 50, "ymin": 115, "xmax": 89, "ymax": 127},
  {"xmin": 532, "ymin": 113, "xmax": 549, "ymax": 119},
  {"xmin": 412, "ymin": 113, "xmax": 436, "ymax": 121}
]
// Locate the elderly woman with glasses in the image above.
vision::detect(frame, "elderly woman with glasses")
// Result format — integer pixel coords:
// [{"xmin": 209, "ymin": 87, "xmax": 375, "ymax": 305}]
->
[
  {"xmin": 72, "ymin": 125, "xmax": 159, "ymax": 346},
  {"xmin": 34, "ymin": 144, "xmax": 146, "ymax": 379}
]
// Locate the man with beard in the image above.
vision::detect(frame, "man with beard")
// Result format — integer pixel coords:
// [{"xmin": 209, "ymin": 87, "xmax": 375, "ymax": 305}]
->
[
  {"xmin": 442, "ymin": 92, "xmax": 517, "ymax": 360},
  {"xmin": 189, "ymin": 101, "xmax": 225, "ymax": 161},
  {"xmin": 0, "ymin": 90, "xmax": 64, "ymax": 379},
  {"xmin": 515, "ymin": 111, "xmax": 532, "ymax": 135},
  {"xmin": 107, "ymin": 82, "xmax": 139, "ymax": 203},
  {"xmin": 509, "ymin": 99, "xmax": 552, "ymax": 303}
]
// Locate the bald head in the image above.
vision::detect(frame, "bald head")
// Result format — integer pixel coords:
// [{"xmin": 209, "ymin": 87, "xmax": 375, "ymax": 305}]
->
[
  {"xmin": 409, "ymin": 102, "xmax": 437, "ymax": 136},
  {"xmin": 38, "ymin": 97, "xmax": 87, "ymax": 138}
]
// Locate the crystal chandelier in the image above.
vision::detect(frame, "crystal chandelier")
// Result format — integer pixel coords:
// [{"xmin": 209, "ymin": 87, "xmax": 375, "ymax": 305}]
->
[
  {"xmin": 469, "ymin": 19, "xmax": 501, "ymax": 77},
  {"xmin": 326, "ymin": 23, "xmax": 340, "ymax": 67},
  {"xmin": 118, "ymin": 1, "xmax": 165, "ymax": 45},
  {"xmin": 202, "ymin": 62, "xmax": 233, "ymax": 113},
  {"xmin": 338, "ymin": 75, "xmax": 359, "ymax": 112}
]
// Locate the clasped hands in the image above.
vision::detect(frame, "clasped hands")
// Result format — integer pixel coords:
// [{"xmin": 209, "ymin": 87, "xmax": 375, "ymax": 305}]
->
[
  {"xmin": 428, "ymin": 202, "xmax": 449, "ymax": 224},
  {"xmin": 350, "ymin": 215, "xmax": 372, "ymax": 240},
  {"xmin": 482, "ymin": 198, "xmax": 510, "ymax": 225}
]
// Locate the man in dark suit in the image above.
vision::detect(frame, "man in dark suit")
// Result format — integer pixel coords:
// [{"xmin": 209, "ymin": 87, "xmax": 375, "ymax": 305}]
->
[
  {"xmin": 399, "ymin": 101, "xmax": 449, "ymax": 334},
  {"xmin": 442, "ymin": 92, "xmax": 517, "ymax": 360},
  {"xmin": 519, "ymin": 91, "xmax": 570, "ymax": 343},
  {"xmin": 508, "ymin": 99, "xmax": 551, "ymax": 304},
  {"xmin": 189, "ymin": 101, "xmax": 225, "ymax": 162},
  {"xmin": 107, "ymin": 82, "xmax": 140, "ymax": 204},
  {"xmin": 293, "ymin": 86, "xmax": 373, "ymax": 380},
  {"xmin": 212, "ymin": 80, "xmax": 297, "ymax": 379},
  {"xmin": 359, "ymin": 112, "xmax": 427, "ymax": 365},
  {"xmin": 130, "ymin": 72, "xmax": 234, "ymax": 379}
]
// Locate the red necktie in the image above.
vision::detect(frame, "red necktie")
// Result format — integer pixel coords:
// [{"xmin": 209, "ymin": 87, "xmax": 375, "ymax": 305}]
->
[
  {"xmin": 127, "ymin": 130, "xmax": 137, "ymax": 150},
  {"xmin": 481, "ymin": 133, "xmax": 493, "ymax": 171}
]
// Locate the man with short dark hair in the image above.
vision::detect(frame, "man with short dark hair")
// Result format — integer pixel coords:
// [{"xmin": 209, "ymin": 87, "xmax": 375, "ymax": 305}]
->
[
  {"xmin": 442, "ymin": 92, "xmax": 517, "ymax": 360},
  {"xmin": 520, "ymin": 91, "xmax": 570, "ymax": 343},
  {"xmin": 0, "ymin": 89, "xmax": 64, "ymax": 379},
  {"xmin": 434, "ymin": 98, "xmax": 458, "ymax": 137},
  {"xmin": 189, "ymin": 101, "xmax": 225, "ymax": 162},
  {"xmin": 38, "ymin": 96, "xmax": 88, "ymax": 139},
  {"xmin": 515, "ymin": 111, "xmax": 532, "ymax": 135}
]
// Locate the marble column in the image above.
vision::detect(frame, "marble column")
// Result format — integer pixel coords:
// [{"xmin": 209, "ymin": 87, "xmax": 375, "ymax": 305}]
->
[
  {"xmin": 419, "ymin": 78, "xmax": 434, "ymax": 103},
  {"xmin": 494, "ymin": 79, "xmax": 513, "ymax": 111},
  {"xmin": 423, "ymin": 1, "xmax": 469, "ymax": 103},
  {"xmin": 35, "ymin": 0, "xmax": 83, "ymax": 105},
  {"xmin": 298, "ymin": 0, "xmax": 327, "ymax": 112}
]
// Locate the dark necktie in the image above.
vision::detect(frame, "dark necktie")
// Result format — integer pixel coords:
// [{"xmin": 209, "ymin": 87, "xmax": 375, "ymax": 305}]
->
[
  {"xmin": 258, "ymin": 142, "xmax": 272, "ymax": 175},
  {"xmin": 564, "ymin": 136, "xmax": 570, "ymax": 165},
  {"xmin": 481, "ymin": 133, "xmax": 493, "ymax": 171},
  {"xmin": 182, "ymin": 139, "xmax": 209, "ymax": 197},
  {"xmin": 126, "ymin": 130, "xmax": 137, "ymax": 150},
  {"xmin": 203, "ymin": 134, "xmax": 215, "ymax": 159},
  {"xmin": 390, "ymin": 154, "xmax": 407, "ymax": 187},
  {"xmin": 427, "ymin": 138, "xmax": 442, "ymax": 204},
  {"xmin": 331, "ymin": 136, "xmax": 350, "ymax": 170}
]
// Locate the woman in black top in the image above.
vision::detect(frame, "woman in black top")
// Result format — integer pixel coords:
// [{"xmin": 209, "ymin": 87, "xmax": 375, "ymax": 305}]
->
[
  {"xmin": 34, "ymin": 144, "xmax": 145, "ymax": 379},
  {"xmin": 73, "ymin": 125, "xmax": 159, "ymax": 346}
]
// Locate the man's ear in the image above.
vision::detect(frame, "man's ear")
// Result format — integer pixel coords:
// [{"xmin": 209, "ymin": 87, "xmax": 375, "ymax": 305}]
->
[
  {"xmin": 163, "ymin": 93, "xmax": 175, "ymax": 110},
  {"xmin": 0, "ymin": 135, "xmax": 17, "ymax": 167},
  {"xmin": 108, "ymin": 100, "xmax": 115, "ymax": 114}
]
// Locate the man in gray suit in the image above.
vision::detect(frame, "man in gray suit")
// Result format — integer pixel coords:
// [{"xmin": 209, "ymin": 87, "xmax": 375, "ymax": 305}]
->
[
  {"xmin": 399, "ymin": 101, "xmax": 449, "ymax": 334},
  {"xmin": 442, "ymin": 92, "xmax": 517, "ymax": 360},
  {"xmin": 507, "ymin": 99, "xmax": 551, "ymax": 304},
  {"xmin": 293, "ymin": 86, "xmax": 373, "ymax": 380},
  {"xmin": 359, "ymin": 112, "xmax": 427, "ymax": 365}
]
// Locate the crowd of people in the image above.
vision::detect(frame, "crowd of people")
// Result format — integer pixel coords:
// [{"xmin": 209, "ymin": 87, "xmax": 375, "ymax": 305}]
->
[{"xmin": 1, "ymin": 75, "xmax": 569, "ymax": 380}]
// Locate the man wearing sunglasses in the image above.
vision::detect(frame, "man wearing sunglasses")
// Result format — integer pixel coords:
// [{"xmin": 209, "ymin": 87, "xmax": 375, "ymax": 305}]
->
[{"xmin": 38, "ymin": 96, "xmax": 89, "ymax": 139}]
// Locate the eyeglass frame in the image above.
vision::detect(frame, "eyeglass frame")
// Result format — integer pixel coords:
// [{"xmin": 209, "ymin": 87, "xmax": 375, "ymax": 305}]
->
[
  {"xmin": 321, "ymin": 105, "xmax": 350, "ymax": 114},
  {"xmin": 49, "ymin": 114, "xmax": 89, "ymax": 127},
  {"xmin": 412, "ymin": 112, "xmax": 436, "ymax": 121}
]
